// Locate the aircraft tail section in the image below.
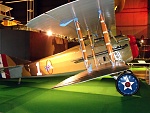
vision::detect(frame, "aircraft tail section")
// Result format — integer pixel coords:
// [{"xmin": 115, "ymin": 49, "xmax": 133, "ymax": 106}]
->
[
  {"xmin": 0, "ymin": 54, "xmax": 11, "ymax": 78},
  {"xmin": 0, "ymin": 54, "xmax": 23, "ymax": 78}
]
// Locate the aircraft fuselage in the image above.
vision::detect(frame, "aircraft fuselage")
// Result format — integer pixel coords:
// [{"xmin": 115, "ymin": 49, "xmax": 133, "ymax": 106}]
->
[{"xmin": 22, "ymin": 36, "xmax": 133, "ymax": 77}]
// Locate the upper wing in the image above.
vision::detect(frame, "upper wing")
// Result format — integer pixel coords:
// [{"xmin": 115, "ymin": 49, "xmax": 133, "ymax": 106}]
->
[
  {"xmin": 53, "ymin": 62, "xmax": 128, "ymax": 88},
  {"xmin": 26, "ymin": 0, "xmax": 115, "ymax": 39}
]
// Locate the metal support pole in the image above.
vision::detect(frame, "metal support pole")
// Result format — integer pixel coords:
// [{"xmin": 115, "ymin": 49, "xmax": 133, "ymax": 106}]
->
[
  {"xmin": 74, "ymin": 18, "xmax": 92, "ymax": 72},
  {"xmin": 87, "ymin": 28, "xmax": 98, "ymax": 67},
  {"xmin": 99, "ymin": 10, "xmax": 115, "ymax": 64},
  {"xmin": 27, "ymin": 0, "xmax": 34, "ymax": 23}
]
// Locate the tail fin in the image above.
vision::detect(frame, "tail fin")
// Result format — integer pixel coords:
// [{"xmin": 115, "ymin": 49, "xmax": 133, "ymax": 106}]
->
[
  {"xmin": 0, "ymin": 54, "xmax": 11, "ymax": 78},
  {"xmin": 0, "ymin": 54, "xmax": 31, "ymax": 78},
  {"xmin": 0, "ymin": 54, "xmax": 23, "ymax": 79}
]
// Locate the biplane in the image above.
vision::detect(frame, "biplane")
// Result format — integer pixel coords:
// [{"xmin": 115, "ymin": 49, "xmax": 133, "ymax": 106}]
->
[
  {"xmin": 0, "ymin": 4, "xmax": 21, "ymax": 26},
  {"xmin": 0, "ymin": 0, "xmax": 140, "ymax": 96}
]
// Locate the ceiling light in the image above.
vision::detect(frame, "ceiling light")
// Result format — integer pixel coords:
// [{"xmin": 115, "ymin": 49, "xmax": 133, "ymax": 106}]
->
[{"xmin": 46, "ymin": 30, "xmax": 53, "ymax": 36}]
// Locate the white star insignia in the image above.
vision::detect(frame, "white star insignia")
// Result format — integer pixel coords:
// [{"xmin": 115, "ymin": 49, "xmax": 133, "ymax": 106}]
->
[{"xmin": 121, "ymin": 76, "xmax": 134, "ymax": 90}]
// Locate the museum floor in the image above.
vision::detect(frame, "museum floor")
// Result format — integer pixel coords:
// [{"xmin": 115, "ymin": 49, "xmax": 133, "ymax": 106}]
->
[{"xmin": 0, "ymin": 75, "xmax": 150, "ymax": 113}]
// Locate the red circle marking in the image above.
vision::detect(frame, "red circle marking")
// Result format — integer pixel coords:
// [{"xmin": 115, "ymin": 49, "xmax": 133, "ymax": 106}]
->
[{"xmin": 125, "ymin": 82, "xmax": 130, "ymax": 87}]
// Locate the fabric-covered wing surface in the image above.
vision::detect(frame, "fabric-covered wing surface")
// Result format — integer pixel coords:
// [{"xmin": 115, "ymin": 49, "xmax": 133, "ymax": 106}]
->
[
  {"xmin": 26, "ymin": 0, "xmax": 115, "ymax": 39},
  {"xmin": 53, "ymin": 62, "xmax": 129, "ymax": 88}
]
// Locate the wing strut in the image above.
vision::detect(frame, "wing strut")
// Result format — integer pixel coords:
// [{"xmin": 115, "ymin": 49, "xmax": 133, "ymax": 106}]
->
[
  {"xmin": 87, "ymin": 28, "xmax": 98, "ymax": 68},
  {"xmin": 74, "ymin": 18, "xmax": 92, "ymax": 73},
  {"xmin": 98, "ymin": 10, "xmax": 116, "ymax": 65}
]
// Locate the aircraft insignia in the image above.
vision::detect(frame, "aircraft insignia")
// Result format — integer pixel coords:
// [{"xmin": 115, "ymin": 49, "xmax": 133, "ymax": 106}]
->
[
  {"xmin": 116, "ymin": 73, "xmax": 139, "ymax": 96},
  {"xmin": 45, "ymin": 60, "xmax": 53, "ymax": 74}
]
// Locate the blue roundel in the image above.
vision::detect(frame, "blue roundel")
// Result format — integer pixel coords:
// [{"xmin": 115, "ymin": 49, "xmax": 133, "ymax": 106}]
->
[{"xmin": 116, "ymin": 73, "xmax": 139, "ymax": 96}]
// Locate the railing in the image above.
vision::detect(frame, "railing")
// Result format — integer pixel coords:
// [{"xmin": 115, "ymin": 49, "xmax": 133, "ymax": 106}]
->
[{"xmin": 139, "ymin": 45, "xmax": 150, "ymax": 58}]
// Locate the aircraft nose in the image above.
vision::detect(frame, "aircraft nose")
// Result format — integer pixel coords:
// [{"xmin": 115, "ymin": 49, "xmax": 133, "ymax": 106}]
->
[{"xmin": 127, "ymin": 35, "xmax": 139, "ymax": 58}]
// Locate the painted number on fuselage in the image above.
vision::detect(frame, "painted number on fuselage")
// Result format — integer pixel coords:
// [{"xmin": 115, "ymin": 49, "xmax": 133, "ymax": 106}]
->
[{"xmin": 36, "ymin": 62, "xmax": 42, "ymax": 75}]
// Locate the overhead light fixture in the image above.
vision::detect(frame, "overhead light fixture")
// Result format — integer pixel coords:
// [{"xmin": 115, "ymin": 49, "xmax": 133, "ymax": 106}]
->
[{"xmin": 46, "ymin": 30, "xmax": 53, "ymax": 36}]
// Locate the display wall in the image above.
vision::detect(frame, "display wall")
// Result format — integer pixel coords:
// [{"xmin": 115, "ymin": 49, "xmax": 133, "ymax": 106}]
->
[
  {"xmin": 0, "ymin": 29, "xmax": 30, "ymax": 60},
  {"xmin": 148, "ymin": 0, "xmax": 150, "ymax": 37},
  {"xmin": 0, "ymin": 29, "xmax": 68, "ymax": 61},
  {"xmin": 30, "ymin": 32, "xmax": 68, "ymax": 61},
  {"xmin": 116, "ymin": 0, "xmax": 148, "ymax": 39}
]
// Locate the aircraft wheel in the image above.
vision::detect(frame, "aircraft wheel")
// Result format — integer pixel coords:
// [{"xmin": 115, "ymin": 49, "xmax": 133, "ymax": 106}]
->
[{"xmin": 116, "ymin": 72, "xmax": 139, "ymax": 96}]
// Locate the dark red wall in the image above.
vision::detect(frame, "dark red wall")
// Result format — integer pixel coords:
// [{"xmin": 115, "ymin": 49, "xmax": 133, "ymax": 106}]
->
[
  {"xmin": 116, "ymin": 0, "xmax": 148, "ymax": 39},
  {"xmin": 30, "ymin": 32, "xmax": 68, "ymax": 61}
]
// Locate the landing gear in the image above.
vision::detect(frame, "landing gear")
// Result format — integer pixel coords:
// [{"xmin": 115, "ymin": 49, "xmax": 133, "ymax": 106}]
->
[
  {"xmin": 116, "ymin": 70, "xmax": 139, "ymax": 96},
  {"xmin": 18, "ymin": 78, "xmax": 21, "ymax": 84}
]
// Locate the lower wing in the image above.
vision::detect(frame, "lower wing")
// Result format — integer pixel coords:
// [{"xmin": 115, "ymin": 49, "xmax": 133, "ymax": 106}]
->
[{"xmin": 53, "ymin": 61, "xmax": 128, "ymax": 88}]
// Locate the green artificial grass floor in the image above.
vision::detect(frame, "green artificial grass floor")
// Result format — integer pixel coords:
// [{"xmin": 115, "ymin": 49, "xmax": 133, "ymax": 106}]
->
[{"xmin": 0, "ymin": 75, "xmax": 150, "ymax": 113}]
